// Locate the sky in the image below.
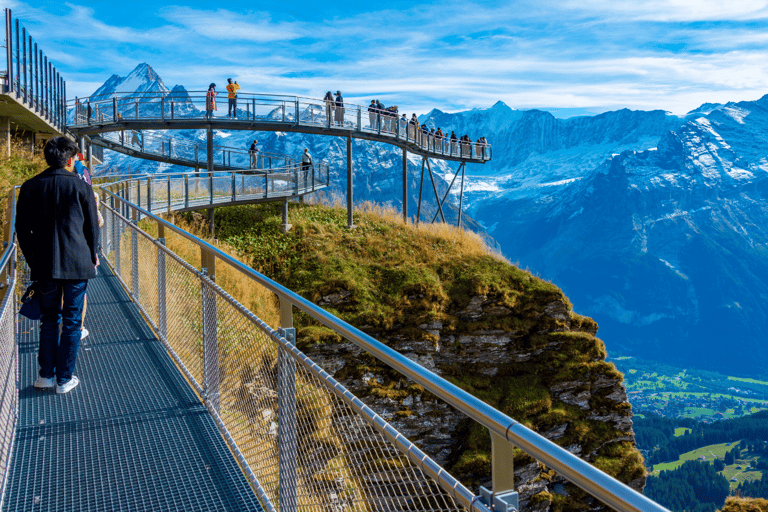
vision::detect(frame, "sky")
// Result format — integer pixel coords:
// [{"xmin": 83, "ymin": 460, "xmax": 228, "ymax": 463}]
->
[{"xmin": 6, "ymin": 0, "xmax": 768, "ymax": 117}]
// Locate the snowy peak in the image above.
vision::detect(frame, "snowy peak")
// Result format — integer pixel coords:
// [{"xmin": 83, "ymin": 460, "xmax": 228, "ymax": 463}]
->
[{"xmin": 90, "ymin": 63, "xmax": 169, "ymax": 99}]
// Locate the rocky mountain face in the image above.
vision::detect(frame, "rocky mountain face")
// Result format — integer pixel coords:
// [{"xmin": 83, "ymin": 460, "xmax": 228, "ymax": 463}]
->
[{"xmin": 453, "ymin": 97, "xmax": 768, "ymax": 376}]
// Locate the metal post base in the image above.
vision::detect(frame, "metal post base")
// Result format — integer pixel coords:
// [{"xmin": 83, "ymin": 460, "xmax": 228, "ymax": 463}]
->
[{"xmin": 479, "ymin": 486, "xmax": 519, "ymax": 512}]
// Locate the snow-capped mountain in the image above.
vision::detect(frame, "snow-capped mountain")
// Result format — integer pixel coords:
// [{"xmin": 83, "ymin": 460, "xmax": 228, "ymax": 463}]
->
[
  {"xmin": 459, "ymin": 97, "xmax": 768, "ymax": 376},
  {"xmin": 91, "ymin": 63, "xmax": 170, "ymax": 100},
  {"xmin": 90, "ymin": 64, "xmax": 768, "ymax": 376}
]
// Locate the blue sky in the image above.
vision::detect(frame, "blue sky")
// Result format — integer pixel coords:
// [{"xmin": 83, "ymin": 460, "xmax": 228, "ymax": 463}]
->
[{"xmin": 7, "ymin": 0, "xmax": 768, "ymax": 117}]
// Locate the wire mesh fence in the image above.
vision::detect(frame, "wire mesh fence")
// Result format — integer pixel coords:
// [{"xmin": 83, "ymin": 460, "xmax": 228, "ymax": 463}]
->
[
  {"xmin": 98, "ymin": 192, "xmax": 472, "ymax": 512},
  {"xmin": 0, "ymin": 245, "xmax": 17, "ymax": 510}
]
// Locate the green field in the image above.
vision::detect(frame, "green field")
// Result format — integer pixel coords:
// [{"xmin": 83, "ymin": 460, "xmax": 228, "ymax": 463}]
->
[
  {"xmin": 729, "ymin": 376, "xmax": 768, "ymax": 387},
  {"xmin": 674, "ymin": 427, "xmax": 692, "ymax": 437},
  {"xmin": 651, "ymin": 441, "xmax": 764, "ymax": 490},
  {"xmin": 652, "ymin": 442, "xmax": 732, "ymax": 473}
]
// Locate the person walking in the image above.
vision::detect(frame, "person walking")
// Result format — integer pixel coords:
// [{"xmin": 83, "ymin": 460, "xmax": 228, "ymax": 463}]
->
[
  {"xmin": 249, "ymin": 139, "xmax": 259, "ymax": 168},
  {"xmin": 324, "ymin": 91, "xmax": 335, "ymax": 125},
  {"xmin": 334, "ymin": 91, "xmax": 345, "ymax": 126},
  {"xmin": 226, "ymin": 78, "xmax": 240, "ymax": 118},
  {"xmin": 206, "ymin": 83, "xmax": 217, "ymax": 120},
  {"xmin": 16, "ymin": 137, "xmax": 100, "ymax": 394}
]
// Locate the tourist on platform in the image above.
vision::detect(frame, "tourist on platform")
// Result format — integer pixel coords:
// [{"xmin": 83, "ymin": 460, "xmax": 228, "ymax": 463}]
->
[
  {"xmin": 400, "ymin": 114, "xmax": 408, "ymax": 136},
  {"xmin": 334, "ymin": 91, "xmax": 345, "ymax": 126},
  {"xmin": 226, "ymin": 78, "xmax": 240, "ymax": 118},
  {"xmin": 408, "ymin": 114, "xmax": 418, "ymax": 140},
  {"xmin": 421, "ymin": 123, "xmax": 429, "ymax": 148},
  {"xmin": 368, "ymin": 100, "xmax": 378, "ymax": 131},
  {"xmin": 16, "ymin": 137, "xmax": 100, "ymax": 394},
  {"xmin": 324, "ymin": 91, "xmax": 335, "ymax": 123},
  {"xmin": 302, "ymin": 148, "xmax": 313, "ymax": 172},
  {"xmin": 435, "ymin": 127, "xmax": 444, "ymax": 152},
  {"xmin": 249, "ymin": 139, "xmax": 259, "ymax": 168},
  {"xmin": 450, "ymin": 131, "xmax": 458, "ymax": 155},
  {"xmin": 206, "ymin": 83, "xmax": 217, "ymax": 120},
  {"xmin": 429, "ymin": 128, "xmax": 435, "ymax": 151}
]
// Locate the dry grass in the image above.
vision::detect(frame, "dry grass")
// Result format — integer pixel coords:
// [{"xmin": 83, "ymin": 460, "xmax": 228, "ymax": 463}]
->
[{"xmin": 721, "ymin": 497, "xmax": 768, "ymax": 512}]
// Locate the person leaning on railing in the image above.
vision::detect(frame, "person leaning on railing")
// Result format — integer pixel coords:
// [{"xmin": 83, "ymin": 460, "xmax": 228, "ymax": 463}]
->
[
  {"xmin": 16, "ymin": 136, "xmax": 100, "ymax": 394},
  {"xmin": 324, "ymin": 91, "xmax": 335, "ymax": 122},
  {"xmin": 334, "ymin": 91, "xmax": 345, "ymax": 126}
]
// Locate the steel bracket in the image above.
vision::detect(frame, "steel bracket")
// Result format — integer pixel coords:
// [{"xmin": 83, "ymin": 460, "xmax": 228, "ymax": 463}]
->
[{"xmin": 479, "ymin": 486, "xmax": 519, "ymax": 512}]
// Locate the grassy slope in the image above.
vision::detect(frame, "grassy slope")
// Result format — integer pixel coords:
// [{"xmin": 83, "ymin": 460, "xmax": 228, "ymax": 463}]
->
[{"xmin": 180, "ymin": 201, "xmax": 646, "ymax": 509}]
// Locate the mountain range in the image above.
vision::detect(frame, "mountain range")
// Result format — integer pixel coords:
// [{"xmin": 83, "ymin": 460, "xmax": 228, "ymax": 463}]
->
[{"xmin": 92, "ymin": 64, "xmax": 768, "ymax": 377}]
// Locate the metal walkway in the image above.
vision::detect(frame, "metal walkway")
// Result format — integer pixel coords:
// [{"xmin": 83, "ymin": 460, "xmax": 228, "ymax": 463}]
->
[{"xmin": 1, "ymin": 265, "xmax": 262, "ymax": 512}]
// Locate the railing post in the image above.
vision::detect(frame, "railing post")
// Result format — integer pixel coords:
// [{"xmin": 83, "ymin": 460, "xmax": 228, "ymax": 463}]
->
[
  {"xmin": 157, "ymin": 234, "xmax": 167, "ymax": 340},
  {"xmin": 147, "ymin": 176, "xmax": 152, "ymax": 214},
  {"xmin": 357, "ymin": 106, "xmax": 361, "ymax": 131},
  {"xmin": 294, "ymin": 166, "xmax": 299, "ymax": 196},
  {"xmin": 135, "ymin": 97, "xmax": 139, "ymax": 118},
  {"xmin": 167, "ymin": 176, "xmax": 172, "ymax": 212},
  {"xmin": 478, "ymin": 433, "xmax": 519, "ymax": 512},
  {"xmin": 231, "ymin": 172, "xmax": 236, "ymax": 202},
  {"xmin": 201, "ymin": 247, "xmax": 219, "ymax": 413},
  {"xmin": 184, "ymin": 173, "xmax": 189, "ymax": 209},
  {"xmin": 131, "ymin": 211, "xmax": 138, "ymax": 300},
  {"xmin": 5, "ymin": 10, "xmax": 13, "ymax": 95},
  {"xmin": 161, "ymin": 96, "xmax": 165, "ymax": 120},
  {"xmin": 278, "ymin": 297, "xmax": 297, "ymax": 512},
  {"xmin": 114, "ymin": 201, "xmax": 121, "ymax": 275},
  {"xmin": 295, "ymin": 99, "xmax": 299, "ymax": 124},
  {"xmin": 113, "ymin": 94, "xmax": 117, "ymax": 121}
]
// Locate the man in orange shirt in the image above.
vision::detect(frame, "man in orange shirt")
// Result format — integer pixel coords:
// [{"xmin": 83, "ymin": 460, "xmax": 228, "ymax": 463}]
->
[{"xmin": 226, "ymin": 78, "xmax": 241, "ymax": 118}]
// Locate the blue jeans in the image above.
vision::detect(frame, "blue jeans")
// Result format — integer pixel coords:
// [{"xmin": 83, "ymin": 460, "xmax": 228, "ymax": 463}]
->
[{"xmin": 37, "ymin": 280, "xmax": 88, "ymax": 385}]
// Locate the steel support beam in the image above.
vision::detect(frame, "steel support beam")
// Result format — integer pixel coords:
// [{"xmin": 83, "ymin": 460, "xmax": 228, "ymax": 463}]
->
[
  {"xmin": 346, "ymin": 135, "xmax": 354, "ymax": 229},
  {"xmin": 402, "ymin": 148, "xmax": 408, "ymax": 223}
]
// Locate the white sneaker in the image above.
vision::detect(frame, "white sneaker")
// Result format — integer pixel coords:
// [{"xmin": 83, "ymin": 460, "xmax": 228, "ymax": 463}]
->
[
  {"xmin": 81, "ymin": 327, "xmax": 89, "ymax": 340},
  {"xmin": 56, "ymin": 376, "xmax": 80, "ymax": 394},
  {"xmin": 33, "ymin": 377, "xmax": 55, "ymax": 389}
]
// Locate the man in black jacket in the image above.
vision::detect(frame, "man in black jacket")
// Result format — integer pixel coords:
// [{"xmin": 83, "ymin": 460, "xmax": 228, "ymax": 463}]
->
[{"xmin": 16, "ymin": 136, "xmax": 100, "ymax": 394}]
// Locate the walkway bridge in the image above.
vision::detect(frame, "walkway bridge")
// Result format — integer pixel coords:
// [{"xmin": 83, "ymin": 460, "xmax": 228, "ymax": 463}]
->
[{"xmin": 0, "ymin": 181, "xmax": 670, "ymax": 511}]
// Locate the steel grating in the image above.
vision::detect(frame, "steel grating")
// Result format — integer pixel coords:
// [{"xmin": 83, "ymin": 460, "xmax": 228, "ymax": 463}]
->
[{"xmin": 2, "ymin": 266, "xmax": 263, "ymax": 512}]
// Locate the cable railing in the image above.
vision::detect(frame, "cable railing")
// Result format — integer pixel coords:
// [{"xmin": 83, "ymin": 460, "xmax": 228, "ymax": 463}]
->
[
  {"xmin": 67, "ymin": 91, "xmax": 493, "ymax": 162},
  {"xmin": 3, "ymin": 9, "xmax": 67, "ymax": 130},
  {"xmin": 91, "ymin": 175, "xmax": 670, "ymax": 512}
]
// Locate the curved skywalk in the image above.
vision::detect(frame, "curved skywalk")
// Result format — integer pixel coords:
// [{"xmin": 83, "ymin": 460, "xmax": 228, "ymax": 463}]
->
[{"xmin": 67, "ymin": 92, "xmax": 493, "ymax": 164}]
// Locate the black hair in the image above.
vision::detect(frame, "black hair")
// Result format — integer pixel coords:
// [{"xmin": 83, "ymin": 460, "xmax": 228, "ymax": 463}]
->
[
  {"xmin": 43, "ymin": 136, "xmax": 79, "ymax": 168},
  {"xmin": 209, "ymin": 83, "xmax": 216, "ymax": 89}
]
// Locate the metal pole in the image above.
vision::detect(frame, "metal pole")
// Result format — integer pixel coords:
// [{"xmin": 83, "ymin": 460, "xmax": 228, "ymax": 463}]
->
[
  {"xmin": 458, "ymin": 163, "xmax": 466, "ymax": 228},
  {"xmin": 14, "ymin": 18, "xmax": 18, "ymax": 94},
  {"xmin": 131, "ymin": 214, "xmax": 139, "ymax": 299},
  {"xmin": 201, "ymin": 267, "xmax": 220, "ymax": 413},
  {"xmin": 425, "ymin": 158, "xmax": 445, "ymax": 223},
  {"xmin": 207, "ymin": 126, "xmax": 214, "ymax": 236},
  {"xmin": 402, "ymin": 148, "xmax": 408, "ymax": 223},
  {"xmin": 346, "ymin": 136, "xmax": 354, "ymax": 228},
  {"xmin": 157, "ymin": 235, "xmax": 167, "ymax": 340},
  {"xmin": 278, "ymin": 298, "xmax": 297, "ymax": 512},
  {"xmin": 416, "ymin": 158, "xmax": 425, "ymax": 225},
  {"xmin": 21, "ymin": 27, "xmax": 26, "ymax": 102},
  {"xmin": 5, "ymin": 10, "xmax": 12, "ymax": 95}
]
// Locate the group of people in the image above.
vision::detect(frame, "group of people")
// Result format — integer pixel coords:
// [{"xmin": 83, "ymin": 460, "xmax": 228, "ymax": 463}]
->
[
  {"xmin": 323, "ymin": 91, "xmax": 345, "ymax": 126},
  {"xmin": 17, "ymin": 137, "xmax": 103, "ymax": 394},
  {"xmin": 367, "ymin": 100, "xmax": 400, "ymax": 133},
  {"xmin": 206, "ymin": 78, "xmax": 241, "ymax": 119},
  {"xmin": 398, "ymin": 113, "xmax": 488, "ymax": 158}
]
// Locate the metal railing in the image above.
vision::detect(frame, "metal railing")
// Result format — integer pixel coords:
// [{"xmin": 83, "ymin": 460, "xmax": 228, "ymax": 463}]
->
[
  {"xmin": 98, "ymin": 166, "xmax": 329, "ymax": 214},
  {"xmin": 3, "ymin": 9, "xmax": 67, "ymax": 130},
  {"xmin": 67, "ymin": 91, "xmax": 493, "ymax": 162},
  {"xmin": 96, "ymin": 176, "xmax": 669, "ymax": 512},
  {"xmin": 0, "ymin": 190, "xmax": 18, "ymax": 512},
  {"xmin": 95, "ymin": 129, "xmax": 304, "ymax": 172}
]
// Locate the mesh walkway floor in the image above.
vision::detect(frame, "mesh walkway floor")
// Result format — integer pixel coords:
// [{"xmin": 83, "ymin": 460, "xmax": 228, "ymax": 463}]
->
[{"xmin": 2, "ymin": 266, "xmax": 263, "ymax": 512}]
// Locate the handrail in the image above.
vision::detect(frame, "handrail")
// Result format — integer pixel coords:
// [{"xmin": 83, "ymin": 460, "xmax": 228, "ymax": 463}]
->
[
  {"xmin": 100, "ymin": 180, "xmax": 669, "ymax": 512},
  {"xmin": 67, "ymin": 91, "xmax": 492, "ymax": 163}
]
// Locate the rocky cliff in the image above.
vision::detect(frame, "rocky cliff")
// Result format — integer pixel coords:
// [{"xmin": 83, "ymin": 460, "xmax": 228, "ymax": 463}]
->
[{"xmin": 203, "ymin": 203, "xmax": 646, "ymax": 511}]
